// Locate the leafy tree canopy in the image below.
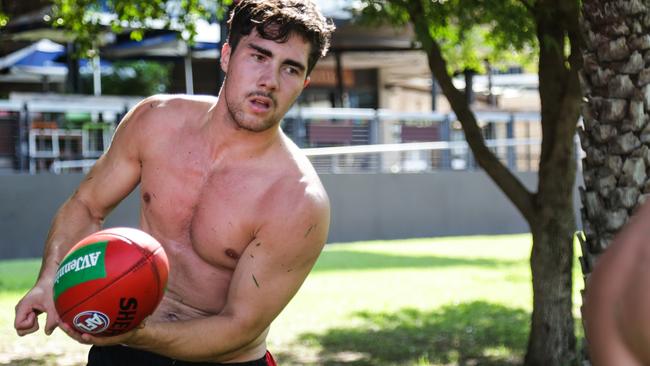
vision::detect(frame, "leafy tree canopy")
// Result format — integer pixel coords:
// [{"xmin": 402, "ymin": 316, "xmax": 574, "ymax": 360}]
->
[
  {"xmin": 50, "ymin": 0, "xmax": 232, "ymax": 57},
  {"xmin": 352, "ymin": 0, "xmax": 538, "ymax": 73},
  {"xmin": 80, "ymin": 60, "xmax": 172, "ymax": 96},
  {"xmin": 0, "ymin": 2, "xmax": 8, "ymax": 28}
]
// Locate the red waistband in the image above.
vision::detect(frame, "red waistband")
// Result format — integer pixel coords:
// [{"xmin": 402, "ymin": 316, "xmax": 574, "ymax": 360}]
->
[{"xmin": 265, "ymin": 351, "xmax": 277, "ymax": 366}]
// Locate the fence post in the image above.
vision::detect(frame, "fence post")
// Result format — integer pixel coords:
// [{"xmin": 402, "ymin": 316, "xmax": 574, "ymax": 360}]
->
[
  {"xmin": 371, "ymin": 110, "xmax": 381, "ymax": 172},
  {"xmin": 292, "ymin": 108, "xmax": 306, "ymax": 148},
  {"xmin": 17, "ymin": 103, "xmax": 29, "ymax": 172},
  {"xmin": 507, "ymin": 114, "xmax": 516, "ymax": 170},
  {"xmin": 466, "ymin": 144, "xmax": 475, "ymax": 170},
  {"xmin": 440, "ymin": 114, "xmax": 451, "ymax": 169}
]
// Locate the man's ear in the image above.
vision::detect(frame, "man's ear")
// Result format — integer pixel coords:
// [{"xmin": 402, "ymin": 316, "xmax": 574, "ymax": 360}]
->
[
  {"xmin": 220, "ymin": 43, "xmax": 232, "ymax": 73},
  {"xmin": 303, "ymin": 76, "xmax": 311, "ymax": 88}
]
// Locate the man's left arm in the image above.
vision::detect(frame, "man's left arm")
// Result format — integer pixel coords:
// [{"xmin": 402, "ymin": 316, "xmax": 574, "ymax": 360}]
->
[{"xmin": 63, "ymin": 191, "xmax": 330, "ymax": 362}]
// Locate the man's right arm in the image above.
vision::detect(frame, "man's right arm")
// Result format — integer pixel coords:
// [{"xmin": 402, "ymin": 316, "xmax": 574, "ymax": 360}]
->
[{"xmin": 14, "ymin": 96, "xmax": 155, "ymax": 337}]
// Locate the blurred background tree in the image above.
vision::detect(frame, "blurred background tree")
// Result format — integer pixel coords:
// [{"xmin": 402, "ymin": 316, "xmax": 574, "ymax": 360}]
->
[
  {"xmin": 80, "ymin": 60, "xmax": 172, "ymax": 96},
  {"xmin": 354, "ymin": 1, "xmax": 582, "ymax": 365},
  {"xmin": 0, "ymin": 9, "xmax": 7, "ymax": 28},
  {"xmin": 48, "ymin": 0, "xmax": 231, "ymax": 95},
  {"xmin": 50, "ymin": 0, "xmax": 229, "ymax": 58}
]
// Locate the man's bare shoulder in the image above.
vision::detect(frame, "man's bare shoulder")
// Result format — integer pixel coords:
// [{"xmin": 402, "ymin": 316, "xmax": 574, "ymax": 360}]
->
[
  {"xmin": 267, "ymin": 139, "xmax": 330, "ymax": 223},
  {"xmin": 111, "ymin": 94, "xmax": 217, "ymax": 157},
  {"xmin": 122, "ymin": 94, "xmax": 216, "ymax": 134},
  {"xmin": 137, "ymin": 94, "xmax": 217, "ymax": 120},
  {"xmin": 261, "ymin": 162, "xmax": 330, "ymax": 257}
]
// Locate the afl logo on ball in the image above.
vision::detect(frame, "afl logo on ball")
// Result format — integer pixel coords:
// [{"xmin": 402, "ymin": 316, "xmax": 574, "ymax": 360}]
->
[{"xmin": 73, "ymin": 310, "xmax": 110, "ymax": 333}]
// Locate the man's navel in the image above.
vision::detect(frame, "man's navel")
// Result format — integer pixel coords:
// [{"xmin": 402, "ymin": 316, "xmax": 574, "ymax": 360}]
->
[{"xmin": 165, "ymin": 312, "xmax": 180, "ymax": 321}]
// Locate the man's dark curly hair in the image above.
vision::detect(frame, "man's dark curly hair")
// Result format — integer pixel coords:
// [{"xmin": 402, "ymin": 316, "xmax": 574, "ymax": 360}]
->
[{"xmin": 227, "ymin": 0, "xmax": 335, "ymax": 76}]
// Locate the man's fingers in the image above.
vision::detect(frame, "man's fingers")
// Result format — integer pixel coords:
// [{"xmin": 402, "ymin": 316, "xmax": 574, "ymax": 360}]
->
[
  {"xmin": 15, "ymin": 312, "xmax": 39, "ymax": 336},
  {"xmin": 45, "ymin": 312, "xmax": 59, "ymax": 335},
  {"xmin": 14, "ymin": 301, "xmax": 35, "ymax": 326},
  {"xmin": 59, "ymin": 322, "xmax": 92, "ymax": 345},
  {"xmin": 13, "ymin": 306, "xmax": 32, "ymax": 327},
  {"xmin": 17, "ymin": 322, "xmax": 39, "ymax": 336}
]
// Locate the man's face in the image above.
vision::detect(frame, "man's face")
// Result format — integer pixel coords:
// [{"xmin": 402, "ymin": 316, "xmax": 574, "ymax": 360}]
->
[{"xmin": 220, "ymin": 30, "xmax": 311, "ymax": 132}]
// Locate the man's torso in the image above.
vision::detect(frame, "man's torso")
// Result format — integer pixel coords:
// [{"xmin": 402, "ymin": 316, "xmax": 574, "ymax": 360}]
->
[{"xmin": 128, "ymin": 96, "xmax": 320, "ymax": 356}]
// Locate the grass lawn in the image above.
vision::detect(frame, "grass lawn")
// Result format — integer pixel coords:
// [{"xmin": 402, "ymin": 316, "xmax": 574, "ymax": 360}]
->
[{"xmin": 0, "ymin": 234, "xmax": 584, "ymax": 366}]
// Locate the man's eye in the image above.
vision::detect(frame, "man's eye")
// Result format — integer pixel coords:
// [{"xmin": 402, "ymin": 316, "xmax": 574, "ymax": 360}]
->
[
  {"xmin": 284, "ymin": 66, "xmax": 299, "ymax": 75},
  {"xmin": 252, "ymin": 54, "xmax": 265, "ymax": 61}
]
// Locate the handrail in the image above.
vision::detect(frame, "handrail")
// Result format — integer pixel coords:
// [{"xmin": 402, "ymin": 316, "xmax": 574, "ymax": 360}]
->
[
  {"xmin": 26, "ymin": 101, "xmax": 128, "ymax": 113},
  {"xmin": 0, "ymin": 98, "xmax": 541, "ymax": 123},
  {"xmin": 0, "ymin": 100, "xmax": 23, "ymax": 111},
  {"xmin": 302, "ymin": 138, "xmax": 541, "ymax": 156}
]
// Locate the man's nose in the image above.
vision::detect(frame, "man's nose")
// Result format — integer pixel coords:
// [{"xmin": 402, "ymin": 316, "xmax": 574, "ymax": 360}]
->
[{"xmin": 257, "ymin": 66, "xmax": 279, "ymax": 91}]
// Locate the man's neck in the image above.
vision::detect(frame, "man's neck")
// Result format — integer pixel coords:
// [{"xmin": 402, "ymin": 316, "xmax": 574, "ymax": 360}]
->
[{"xmin": 203, "ymin": 98, "xmax": 283, "ymax": 159}]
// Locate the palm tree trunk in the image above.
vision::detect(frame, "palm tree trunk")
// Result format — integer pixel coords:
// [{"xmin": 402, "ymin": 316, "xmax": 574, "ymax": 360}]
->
[{"xmin": 579, "ymin": 0, "xmax": 650, "ymax": 361}]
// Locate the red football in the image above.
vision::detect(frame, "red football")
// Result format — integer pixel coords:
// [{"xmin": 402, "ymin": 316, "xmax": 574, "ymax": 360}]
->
[{"xmin": 53, "ymin": 227, "xmax": 169, "ymax": 336}]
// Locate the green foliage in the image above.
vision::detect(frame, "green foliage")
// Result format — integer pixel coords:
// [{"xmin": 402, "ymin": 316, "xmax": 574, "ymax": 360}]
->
[
  {"xmin": 352, "ymin": 0, "xmax": 537, "ymax": 73},
  {"xmin": 51, "ymin": 0, "xmax": 232, "ymax": 58},
  {"xmin": 0, "ymin": 2, "xmax": 8, "ymax": 28},
  {"xmin": 81, "ymin": 60, "xmax": 172, "ymax": 96}
]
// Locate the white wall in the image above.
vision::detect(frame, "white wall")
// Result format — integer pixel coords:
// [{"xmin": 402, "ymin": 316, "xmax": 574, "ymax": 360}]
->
[{"xmin": 0, "ymin": 172, "xmax": 580, "ymax": 259}]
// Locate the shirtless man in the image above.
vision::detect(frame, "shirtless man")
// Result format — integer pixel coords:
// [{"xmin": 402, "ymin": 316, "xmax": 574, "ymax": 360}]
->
[
  {"xmin": 13, "ymin": 1, "xmax": 334, "ymax": 365},
  {"xmin": 584, "ymin": 201, "xmax": 650, "ymax": 365}
]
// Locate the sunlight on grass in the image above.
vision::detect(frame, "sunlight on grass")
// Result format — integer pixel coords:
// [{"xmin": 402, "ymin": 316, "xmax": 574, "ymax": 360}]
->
[
  {"xmin": 0, "ymin": 259, "xmax": 41, "ymax": 293},
  {"xmin": 0, "ymin": 234, "xmax": 585, "ymax": 366},
  {"xmin": 267, "ymin": 234, "xmax": 585, "ymax": 365},
  {"xmin": 0, "ymin": 297, "xmax": 90, "ymax": 366}
]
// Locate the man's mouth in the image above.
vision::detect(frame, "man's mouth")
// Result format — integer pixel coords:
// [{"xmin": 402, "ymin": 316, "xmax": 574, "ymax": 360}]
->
[{"xmin": 249, "ymin": 95, "xmax": 273, "ymax": 112}]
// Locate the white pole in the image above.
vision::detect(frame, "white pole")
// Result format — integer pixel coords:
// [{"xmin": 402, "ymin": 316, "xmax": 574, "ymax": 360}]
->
[
  {"xmin": 184, "ymin": 47, "xmax": 194, "ymax": 95},
  {"xmin": 92, "ymin": 54, "xmax": 102, "ymax": 96}
]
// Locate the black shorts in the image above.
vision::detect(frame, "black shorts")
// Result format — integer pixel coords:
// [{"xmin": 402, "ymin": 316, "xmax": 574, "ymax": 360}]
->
[{"xmin": 87, "ymin": 345, "xmax": 274, "ymax": 366}]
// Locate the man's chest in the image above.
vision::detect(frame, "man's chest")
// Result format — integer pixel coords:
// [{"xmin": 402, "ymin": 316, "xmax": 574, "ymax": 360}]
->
[{"xmin": 140, "ymin": 160, "xmax": 270, "ymax": 268}]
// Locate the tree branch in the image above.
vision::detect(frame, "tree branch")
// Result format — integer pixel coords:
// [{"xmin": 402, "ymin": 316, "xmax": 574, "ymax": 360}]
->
[
  {"xmin": 535, "ymin": 1, "xmax": 582, "ymax": 170},
  {"xmin": 404, "ymin": 0, "xmax": 537, "ymax": 224},
  {"xmin": 564, "ymin": 0, "xmax": 584, "ymax": 74}
]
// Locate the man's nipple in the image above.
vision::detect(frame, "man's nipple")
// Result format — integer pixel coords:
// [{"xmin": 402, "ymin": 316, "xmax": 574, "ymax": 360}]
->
[
  {"xmin": 143, "ymin": 192, "xmax": 151, "ymax": 203},
  {"xmin": 225, "ymin": 248, "xmax": 240, "ymax": 260}
]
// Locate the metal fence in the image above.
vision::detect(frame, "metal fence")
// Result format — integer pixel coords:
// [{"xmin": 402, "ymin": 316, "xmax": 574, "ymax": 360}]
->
[
  {"xmin": 0, "ymin": 98, "xmax": 545, "ymax": 174},
  {"xmin": 284, "ymin": 107, "xmax": 543, "ymax": 173}
]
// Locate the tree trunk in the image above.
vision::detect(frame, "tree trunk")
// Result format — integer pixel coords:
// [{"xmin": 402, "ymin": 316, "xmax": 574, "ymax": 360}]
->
[
  {"xmin": 524, "ymin": 2, "xmax": 583, "ymax": 361},
  {"xmin": 579, "ymin": 0, "xmax": 650, "ymax": 362},
  {"xmin": 527, "ymin": 171, "xmax": 577, "ymax": 364},
  {"xmin": 527, "ymin": 214, "xmax": 576, "ymax": 365},
  {"xmin": 402, "ymin": 1, "xmax": 583, "ymax": 364}
]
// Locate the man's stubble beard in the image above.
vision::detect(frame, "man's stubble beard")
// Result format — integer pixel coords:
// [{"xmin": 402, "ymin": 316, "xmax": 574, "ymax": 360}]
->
[{"xmin": 224, "ymin": 87, "xmax": 279, "ymax": 133}]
